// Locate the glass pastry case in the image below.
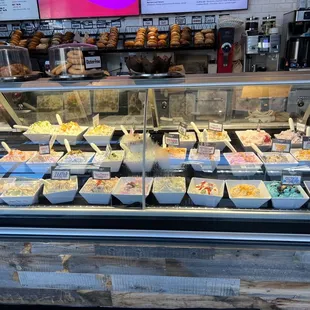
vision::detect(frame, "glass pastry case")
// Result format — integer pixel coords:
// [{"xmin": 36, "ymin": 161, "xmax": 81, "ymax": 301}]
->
[{"xmin": 0, "ymin": 72, "xmax": 309, "ymax": 234}]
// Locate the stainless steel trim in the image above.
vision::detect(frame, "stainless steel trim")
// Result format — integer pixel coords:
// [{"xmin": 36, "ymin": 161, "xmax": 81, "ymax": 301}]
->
[{"xmin": 0, "ymin": 227, "xmax": 310, "ymax": 243}]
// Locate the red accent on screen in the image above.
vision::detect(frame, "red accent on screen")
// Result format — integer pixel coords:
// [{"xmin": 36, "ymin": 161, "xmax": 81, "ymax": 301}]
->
[{"xmin": 38, "ymin": 0, "xmax": 140, "ymax": 19}]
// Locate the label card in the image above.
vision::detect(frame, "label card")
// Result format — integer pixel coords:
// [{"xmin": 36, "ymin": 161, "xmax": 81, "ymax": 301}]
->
[
  {"xmin": 198, "ymin": 142, "xmax": 216, "ymax": 155},
  {"xmin": 159, "ymin": 17, "xmax": 169, "ymax": 26},
  {"xmin": 71, "ymin": 21, "xmax": 81, "ymax": 29},
  {"xmin": 175, "ymin": 16, "xmax": 186, "ymax": 25},
  {"xmin": 51, "ymin": 168, "xmax": 70, "ymax": 180},
  {"xmin": 82, "ymin": 20, "xmax": 93, "ymax": 29},
  {"xmin": 93, "ymin": 114, "xmax": 100, "ymax": 127},
  {"xmin": 282, "ymin": 172, "xmax": 302, "ymax": 185},
  {"xmin": 111, "ymin": 19, "xmax": 121, "ymax": 28},
  {"xmin": 192, "ymin": 16, "xmax": 202, "ymax": 24},
  {"xmin": 208, "ymin": 121, "xmax": 223, "ymax": 132},
  {"xmin": 303, "ymin": 136, "xmax": 310, "ymax": 150},
  {"xmin": 105, "ymin": 144, "xmax": 112, "ymax": 159},
  {"xmin": 297, "ymin": 122, "xmax": 306, "ymax": 133},
  {"xmin": 271, "ymin": 139, "xmax": 291, "ymax": 153},
  {"xmin": 97, "ymin": 20, "xmax": 107, "ymax": 28},
  {"xmin": 143, "ymin": 18, "xmax": 153, "ymax": 26},
  {"xmin": 165, "ymin": 133, "xmax": 180, "ymax": 146},
  {"xmin": 205, "ymin": 15, "xmax": 216, "ymax": 23},
  {"xmin": 0, "ymin": 24, "xmax": 8, "ymax": 32},
  {"xmin": 39, "ymin": 144, "xmax": 50, "ymax": 155},
  {"xmin": 178, "ymin": 122, "xmax": 187, "ymax": 136},
  {"xmin": 83, "ymin": 51, "xmax": 102, "ymax": 70},
  {"xmin": 49, "ymin": 134, "xmax": 57, "ymax": 150},
  {"xmin": 92, "ymin": 167, "xmax": 111, "ymax": 180}
]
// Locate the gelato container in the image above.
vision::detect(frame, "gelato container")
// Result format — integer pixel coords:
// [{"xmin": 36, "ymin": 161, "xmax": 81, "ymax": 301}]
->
[
  {"xmin": 188, "ymin": 149, "xmax": 220, "ymax": 172},
  {"xmin": 157, "ymin": 147, "xmax": 187, "ymax": 170},
  {"xmin": 56, "ymin": 122, "xmax": 88, "ymax": 145},
  {"xmin": 0, "ymin": 178, "xmax": 16, "ymax": 204},
  {"xmin": 226, "ymin": 180, "xmax": 271, "ymax": 209},
  {"xmin": 202, "ymin": 129, "xmax": 231, "ymax": 151},
  {"xmin": 166, "ymin": 132, "xmax": 197, "ymax": 150},
  {"xmin": 265, "ymin": 181, "xmax": 308, "ymax": 210},
  {"xmin": 291, "ymin": 149, "xmax": 310, "ymax": 165},
  {"xmin": 124, "ymin": 151, "xmax": 155, "ymax": 173},
  {"xmin": 112, "ymin": 177, "xmax": 153, "ymax": 205},
  {"xmin": 92, "ymin": 150, "xmax": 124, "ymax": 173},
  {"xmin": 153, "ymin": 177, "xmax": 186, "ymax": 204},
  {"xmin": 187, "ymin": 178, "xmax": 224, "ymax": 208},
  {"xmin": 84, "ymin": 124, "xmax": 115, "ymax": 146},
  {"xmin": 275, "ymin": 130, "xmax": 303, "ymax": 148},
  {"xmin": 43, "ymin": 176, "xmax": 78, "ymax": 204},
  {"xmin": 236, "ymin": 130, "xmax": 272, "ymax": 152},
  {"xmin": 80, "ymin": 177, "xmax": 120, "ymax": 205},
  {"xmin": 23, "ymin": 121, "xmax": 56, "ymax": 144}
]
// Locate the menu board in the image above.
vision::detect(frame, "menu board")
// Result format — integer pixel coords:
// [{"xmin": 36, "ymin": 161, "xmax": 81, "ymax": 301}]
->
[
  {"xmin": 141, "ymin": 0, "xmax": 248, "ymax": 14},
  {"xmin": 39, "ymin": 0, "xmax": 140, "ymax": 19},
  {"xmin": 0, "ymin": 0, "xmax": 39, "ymax": 21}
]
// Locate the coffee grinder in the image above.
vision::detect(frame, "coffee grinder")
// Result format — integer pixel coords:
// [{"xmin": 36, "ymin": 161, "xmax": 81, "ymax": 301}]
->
[{"xmin": 217, "ymin": 28, "xmax": 235, "ymax": 73}]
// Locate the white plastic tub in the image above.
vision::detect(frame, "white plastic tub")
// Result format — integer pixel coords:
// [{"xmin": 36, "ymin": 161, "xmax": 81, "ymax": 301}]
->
[
  {"xmin": 188, "ymin": 149, "xmax": 220, "ymax": 172},
  {"xmin": 92, "ymin": 150, "xmax": 125, "ymax": 173},
  {"xmin": 57, "ymin": 152, "xmax": 95, "ymax": 174},
  {"xmin": 56, "ymin": 126, "xmax": 88, "ymax": 145},
  {"xmin": 83, "ymin": 127, "xmax": 115, "ymax": 146}
]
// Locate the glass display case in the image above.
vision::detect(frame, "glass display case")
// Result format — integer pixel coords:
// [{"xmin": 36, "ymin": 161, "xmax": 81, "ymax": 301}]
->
[{"xmin": 0, "ymin": 72, "xmax": 310, "ymax": 309}]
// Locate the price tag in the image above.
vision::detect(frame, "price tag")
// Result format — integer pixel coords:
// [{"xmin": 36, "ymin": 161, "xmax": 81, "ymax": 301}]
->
[
  {"xmin": 0, "ymin": 24, "xmax": 7, "ymax": 32},
  {"xmin": 175, "ymin": 16, "xmax": 186, "ymax": 25},
  {"xmin": 208, "ymin": 121, "xmax": 223, "ymax": 132},
  {"xmin": 51, "ymin": 168, "xmax": 70, "ymax": 180},
  {"xmin": 93, "ymin": 114, "xmax": 100, "ymax": 127},
  {"xmin": 143, "ymin": 18, "xmax": 153, "ymax": 27},
  {"xmin": 49, "ymin": 134, "xmax": 57, "ymax": 150},
  {"xmin": 282, "ymin": 172, "xmax": 302, "ymax": 185},
  {"xmin": 105, "ymin": 144, "xmax": 112, "ymax": 159},
  {"xmin": 302, "ymin": 136, "xmax": 310, "ymax": 150},
  {"xmin": 111, "ymin": 19, "xmax": 121, "ymax": 28},
  {"xmin": 178, "ymin": 122, "xmax": 187, "ymax": 136},
  {"xmin": 271, "ymin": 139, "xmax": 291, "ymax": 153},
  {"xmin": 97, "ymin": 20, "xmax": 107, "ymax": 28},
  {"xmin": 12, "ymin": 24, "xmax": 21, "ymax": 31},
  {"xmin": 83, "ymin": 50, "xmax": 102, "ymax": 70},
  {"xmin": 192, "ymin": 16, "xmax": 202, "ymax": 24},
  {"xmin": 71, "ymin": 21, "xmax": 81, "ymax": 29},
  {"xmin": 82, "ymin": 21, "xmax": 93, "ymax": 29},
  {"xmin": 159, "ymin": 17, "xmax": 169, "ymax": 26},
  {"xmin": 198, "ymin": 142, "xmax": 216, "ymax": 155},
  {"xmin": 39, "ymin": 144, "xmax": 50, "ymax": 155},
  {"xmin": 93, "ymin": 167, "xmax": 111, "ymax": 180},
  {"xmin": 165, "ymin": 133, "xmax": 180, "ymax": 146},
  {"xmin": 297, "ymin": 122, "xmax": 306, "ymax": 133},
  {"xmin": 205, "ymin": 15, "xmax": 216, "ymax": 23},
  {"xmin": 39, "ymin": 22, "xmax": 50, "ymax": 30}
]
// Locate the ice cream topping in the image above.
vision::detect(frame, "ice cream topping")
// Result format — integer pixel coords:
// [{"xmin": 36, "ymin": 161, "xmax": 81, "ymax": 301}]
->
[
  {"xmin": 93, "ymin": 151, "xmax": 123, "ymax": 163},
  {"xmin": 153, "ymin": 177, "xmax": 185, "ymax": 193},
  {"xmin": 293, "ymin": 150, "xmax": 310, "ymax": 161},
  {"xmin": 58, "ymin": 122, "xmax": 82, "ymax": 135},
  {"xmin": 226, "ymin": 152, "xmax": 261, "ymax": 165},
  {"xmin": 205, "ymin": 130, "xmax": 229, "ymax": 141},
  {"xmin": 118, "ymin": 178, "xmax": 151, "ymax": 195},
  {"xmin": 239, "ymin": 130, "xmax": 272, "ymax": 146},
  {"xmin": 27, "ymin": 121, "xmax": 55, "ymax": 134},
  {"xmin": 157, "ymin": 147, "xmax": 186, "ymax": 159},
  {"xmin": 275, "ymin": 130, "xmax": 303, "ymax": 145},
  {"xmin": 1, "ymin": 150, "xmax": 36, "ymax": 162},
  {"xmin": 87, "ymin": 124, "xmax": 114, "ymax": 136},
  {"xmin": 28, "ymin": 151, "xmax": 61, "ymax": 163},
  {"xmin": 231, "ymin": 184, "xmax": 260, "ymax": 198},
  {"xmin": 62, "ymin": 150, "xmax": 87, "ymax": 163},
  {"xmin": 82, "ymin": 178, "xmax": 119, "ymax": 193},
  {"xmin": 4, "ymin": 182, "xmax": 40, "ymax": 196},
  {"xmin": 194, "ymin": 181, "xmax": 218, "ymax": 195},
  {"xmin": 266, "ymin": 181, "xmax": 302, "ymax": 198},
  {"xmin": 44, "ymin": 179, "xmax": 76, "ymax": 193},
  {"xmin": 263, "ymin": 154, "xmax": 290, "ymax": 163}
]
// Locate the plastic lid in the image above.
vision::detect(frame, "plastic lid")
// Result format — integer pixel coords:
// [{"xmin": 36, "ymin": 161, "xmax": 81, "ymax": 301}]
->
[
  {"xmin": 0, "ymin": 45, "xmax": 28, "ymax": 51},
  {"xmin": 49, "ymin": 43, "xmax": 98, "ymax": 50}
]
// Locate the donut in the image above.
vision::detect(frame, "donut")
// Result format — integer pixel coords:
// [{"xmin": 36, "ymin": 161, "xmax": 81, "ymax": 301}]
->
[
  {"xmin": 67, "ymin": 57, "xmax": 84, "ymax": 65},
  {"xmin": 67, "ymin": 50, "xmax": 83, "ymax": 58},
  {"xmin": 158, "ymin": 34, "xmax": 168, "ymax": 40},
  {"xmin": 68, "ymin": 65, "xmax": 86, "ymax": 75},
  {"xmin": 51, "ymin": 62, "xmax": 72, "ymax": 75}
]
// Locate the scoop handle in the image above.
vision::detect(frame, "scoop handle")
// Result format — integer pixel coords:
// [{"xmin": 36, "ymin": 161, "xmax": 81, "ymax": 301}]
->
[
  {"xmin": 120, "ymin": 125, "xmax": 129, "ymax": 135},
  {"xmin": 289, "ymin": 118, "xmax": 295, "ymax": 131},
  {"xmin": 224, "ymin": 140, "xmax": 237, "ymax": 153},
  {"xmin": 307, "ymin": 126, "xmax": 310, "ymax": 137},
  {"xmin": 251, "ymin": 143, "xmax": 264, "ymax": 157},
  {"xmin": 90, "ymin": 143, "xmax": 102, "ymax": 154},
  {"xmin": 190, "ymin": 122, "xmax": 201, "ymax": 141},
  {"xmin": 64, "ymin": 139, "xmax": 71, "ymax": 153},
  {"xmin": 1, "ymin": 142, "xmax": 11, "ymax": 153},
  {"xmin": 56, "ymin": 114, "xmax": 63, "ymax": 126},
  {"xmin": 13, "ymin": 125, "xmax": 29, "ymax": 131}
]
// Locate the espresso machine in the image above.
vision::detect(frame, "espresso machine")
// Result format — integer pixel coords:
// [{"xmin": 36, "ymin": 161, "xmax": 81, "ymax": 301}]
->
[
  {"xmin": 243, "ymin": 16, "xmax": 281, "ymax": 72},
  {"xmin": 217, "ymin": 28, "xmax": 235, "ymax": 73},
  {"xmin": 282, "ymin": 10, "xmax": 310, "ymax": 70}
]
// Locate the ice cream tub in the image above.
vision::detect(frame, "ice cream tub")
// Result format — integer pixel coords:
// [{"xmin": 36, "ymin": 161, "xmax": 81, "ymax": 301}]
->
[
  {"xmin": 1, "ymin": 180, "xmax": 43, "ymax": 206},
  {"xmin": 43, "ymin": 176, "xmax": 78, "ymax": 204},
  {"xmin": 153, "ymin": 177, "xmax": 186, "ymax": 204},
  {"xmin": 21, "ymin": 121, "xmax": 57, "ymax": 144},
  {"xmin": 202, "ymin": 129, "xmax": 231, "ymax": 151},
  {"xmin": 0, "ymin": 178, "xmax": 16, "ymax": 204},
  {"xmin": 26, "ymin": 152, "xmax": 64, "ymax": 175},
  {"xmin": 92, "ymin": 150, "xmax": 125, "ymax": 173},
  {"xmin": 157, "ymin": 147, "xmax": 187, "ymax": 170},
  {"xmin": 83, "ymin": 125, "xmax": 115, "ymax": 146},
  {"xmin": 124, "ymin": 151, "xmax": 155, "ymax": 173},
  {"xmin": 274, "ymin": 130, "xmax": 303, "ymax": 149},
  {"xmin": 224, "ymin": 152, "xmax": 263, "ymax": 177},
  {"xmin": 56, "ymin": 125, "xmax": 88, "ymax": 146},
  {"xmin": 188, "ymin": 149, "xmax": 220, "ymax": 172},
  {"xmin": 165, "ymin": 132, "xmax": 197, "ymax": 150},
  {"xmin": 236, "ymin": 130, "xmax": 272, "ymax": 152},
  {"xmin": 57, "ymin": 151, "xmax": 95, "ymax": 174},
  {"xmin": 265, "ymin": 181, "xmax": 309, "ymax": 210},
  {"xmin": 188, "ymin": 178, "xmax": 224, "ymax": 208},
  {"xmin": 258, "ymin": 152, "xmax": 299, "ymax": 176},
  {"xmin": 80, "ymin": 177, "xmax": 120, "ymax": 205},
  {"xmin": 290, "ymin": 149, "xmax": 310, "ymax": 166},
  {"xmin": 0, "ymin": 151, "xmax": 37, "ymax": 174},
  {"xmin": 112, "ymin": 177, "xmax": 153, "ymax": 205},
  {"xmin": 226, "ymin": 180, "xmax": 271, "ymax": 209}
]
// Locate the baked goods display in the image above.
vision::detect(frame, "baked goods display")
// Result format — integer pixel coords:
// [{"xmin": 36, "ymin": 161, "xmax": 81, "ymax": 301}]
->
[
  {"xmin": 125, "ymin": 27, "xmax": 146, "ymax": 49},
  {"xmin": 0, "ymin": 46, "xmax": 32, "ymax": 78},
  {"xmin": 49, "ymin": 43, "xmax": 101, "ymax": 77},
  {"xmin": 97, "ymin": 27, "xmax": 119, "ymax": 49},
  {"xmin": 170, "ymin": 25, "xmax": 192, "ymax": 47},
  {"xmin": 195, "ymin": 29, "xmax": 215, "ymax": 47},
  {"xmin": 9, "ymin": 30, "xmax": 24, "ymax": 46},
  {"xmin": 28, "ymin": 31, "xmax": 44, "ymax": 50}
]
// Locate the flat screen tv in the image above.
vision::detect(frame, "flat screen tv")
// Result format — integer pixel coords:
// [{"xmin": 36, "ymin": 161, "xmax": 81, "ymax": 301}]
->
[
  {"xmin": 38, "ymin": 0, "xmax": 140, "ymax": 19},
  {"xmin": 141, "ymin": 0, "xmax": 248, "ymax": 15},
  {"xmin": 0, "ymin": 0, "xmax": 39, "ymax": 21}
]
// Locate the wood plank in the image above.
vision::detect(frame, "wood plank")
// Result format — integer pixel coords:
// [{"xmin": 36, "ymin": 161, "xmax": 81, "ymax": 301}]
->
[{"xmin": 30, "ymin": 242, "xmax": 95, "ymax": 255}]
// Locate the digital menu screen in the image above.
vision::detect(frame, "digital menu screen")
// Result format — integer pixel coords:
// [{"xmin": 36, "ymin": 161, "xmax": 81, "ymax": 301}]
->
[
  {"xmin": 0, "ymin": 0, "xmax": 39, "ymax": 21},
  {"xmin": 38, "ymin": 0, "xmax": 140, "ymax": 19},
  {"xmin": 141, "ymin": 0, "xmax": 248, "ymax": 14}
]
